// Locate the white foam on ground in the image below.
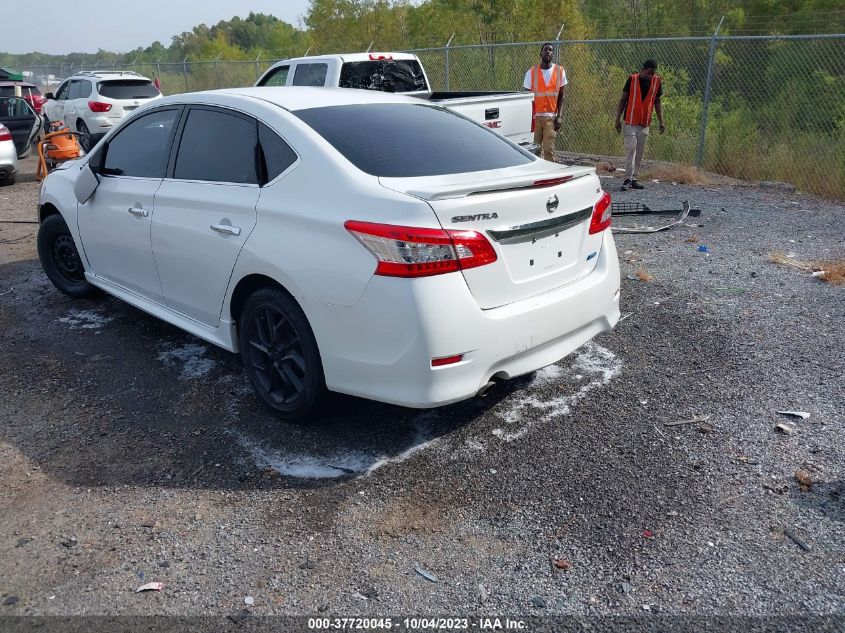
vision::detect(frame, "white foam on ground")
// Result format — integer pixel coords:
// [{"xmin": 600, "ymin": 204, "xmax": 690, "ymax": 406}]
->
[
  {"xmin": 58, "ymin": 310, "xmax": 113, "ymax": 330},
  {"xmin": 229, "ymin": 411, "xmax": 439, "ymax": 480},
  {"xmin": 491, "ymin": 342, "xmax": 622, "ymax": 442},
  {"xmin": 157, "ymin": 343, "xmax": 217, "ymax": 379}
]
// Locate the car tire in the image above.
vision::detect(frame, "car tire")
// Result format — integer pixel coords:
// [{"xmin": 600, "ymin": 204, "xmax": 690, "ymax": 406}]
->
[
  {"xmin": 0, "ymin": 173, "xmax": 15, "ymax": 186},
  {"xmin": 37, "ymin": 214, "xmax": 99, "ymax": 298},
  {"xmin": 238, "ymin": 287, "xmax": 326, "ymax": 422},
  {"xmin": 76, "ymin": 120, "xmax": 92, "ymax": 152}
]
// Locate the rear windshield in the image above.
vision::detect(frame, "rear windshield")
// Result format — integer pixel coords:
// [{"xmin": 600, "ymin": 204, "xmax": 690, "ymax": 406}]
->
[
  {"xmin": 294, "ymin": 103, "xmax": 533, "ymax": 177},
  {"xmin": 97, "ymin": 80, "xmax": 159, "ymax": 99},
  {"xmin": 340, "ymin": 60, "xmax": 428, "ymax": 93},
  {"xmin": 0, "ymin": 85, "xmax": 40, "ymax": 97}
]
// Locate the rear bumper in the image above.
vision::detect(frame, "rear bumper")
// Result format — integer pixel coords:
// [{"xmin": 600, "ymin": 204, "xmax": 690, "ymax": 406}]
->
[{"xmin": 303, "ymin": 230, "xmax": 621, "ymax": 408}]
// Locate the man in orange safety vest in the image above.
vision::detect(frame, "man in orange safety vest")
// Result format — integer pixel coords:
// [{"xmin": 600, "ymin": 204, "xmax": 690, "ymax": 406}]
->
[
  {"xmin": 614, "ymin": 59, "xmax": 665, "ymax": 190},
  {"xmin": 524, "ymin": 42, "xmax": 568, "ymax": 162}
]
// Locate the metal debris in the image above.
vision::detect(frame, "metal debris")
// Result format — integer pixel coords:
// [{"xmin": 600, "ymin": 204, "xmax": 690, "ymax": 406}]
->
[
  {"xmin": 414, "ymin": 566, "xmax": 438, "ymax": 583},
  {"xmin": 783, "ymin": 528, "xmax": 812, "ymax": 552},
  {"xmin": 612, "ymin": 201, "xmax": 694, "ymax": 234},
  {"xmin": 135, "ymin": 582, "xmax": 164, "ymax": 593},
  {"xmin": 777, "ymin": 411, "xmax": 810, "ymax": 420},
  {"xmin": 774, "ymin": 423, "xmax": 794, "ymax": 435}
]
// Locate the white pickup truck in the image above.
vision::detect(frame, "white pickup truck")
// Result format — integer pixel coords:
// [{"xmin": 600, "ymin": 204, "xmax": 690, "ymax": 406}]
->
[{"xmin": 254, "ymin": 52, "xmax": 535, "ymax": 150}]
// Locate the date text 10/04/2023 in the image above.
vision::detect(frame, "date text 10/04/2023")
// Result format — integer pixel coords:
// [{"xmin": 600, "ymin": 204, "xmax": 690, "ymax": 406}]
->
[{"xmin": 307, "ymin": 618, "xmax": 527, "ymax": 630}]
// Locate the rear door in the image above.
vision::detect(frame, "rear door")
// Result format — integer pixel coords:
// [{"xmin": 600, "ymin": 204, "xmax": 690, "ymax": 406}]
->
[
  {"xmin": 151, "ymin": 106, "xmax": 260, "ymax": 326},
  {"xmin": 0, "ymin": 96, "xmax": 39, "ymax": 156}
]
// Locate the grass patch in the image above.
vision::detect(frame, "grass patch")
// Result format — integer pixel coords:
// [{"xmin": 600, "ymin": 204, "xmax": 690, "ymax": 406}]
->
[
  {"xmin": 768, "ymin": 252, "xmax": 845, "ymax": 286},
  {"xmin": 641, "ymin": 164, "xmax": 714, "ymax": 185}
]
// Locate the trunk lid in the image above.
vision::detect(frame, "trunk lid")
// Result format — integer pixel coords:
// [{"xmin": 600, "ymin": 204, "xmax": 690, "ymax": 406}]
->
[{"xmin": 380, "ymin": 163, "xmax": 606, "ymax": 309}]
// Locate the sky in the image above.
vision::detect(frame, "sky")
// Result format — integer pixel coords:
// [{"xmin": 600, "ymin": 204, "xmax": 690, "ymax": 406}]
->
[{"xmin": 3, "ymin": 0, "xmax": 312, "ymax": 55}]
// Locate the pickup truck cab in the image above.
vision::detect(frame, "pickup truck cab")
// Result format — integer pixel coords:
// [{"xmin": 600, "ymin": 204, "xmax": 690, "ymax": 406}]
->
[{"xmin": 255, "ymin": 52, "xmax": 535, "ymax": 149}]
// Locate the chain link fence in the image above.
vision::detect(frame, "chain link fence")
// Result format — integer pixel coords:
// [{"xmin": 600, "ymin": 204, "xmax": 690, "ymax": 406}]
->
[{"xmin": 19, "ymin": 33, "xmax": 845, "ymax": 198}]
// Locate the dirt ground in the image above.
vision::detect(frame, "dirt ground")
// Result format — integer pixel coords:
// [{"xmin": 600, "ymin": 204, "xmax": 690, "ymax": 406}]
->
[{"xmin": 0, "ymin": 156, "xmax": 843, "ymax": 629}]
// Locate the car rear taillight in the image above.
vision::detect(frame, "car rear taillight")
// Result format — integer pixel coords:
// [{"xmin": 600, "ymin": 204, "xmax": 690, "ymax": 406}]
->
[
  {"xmin": 534, "ymin": 176, "xmax": 573, "ymax": 187},
  {"xmin": 0, "ymin": 125, "xmax": 11, "ymax": 142},
  {"xmin": 88, "ymin": 101, "xmax": 112, "ymax": 112},
  {"xmin": 431, "ymin": 354, "xmax": 463, "ymax": 367},
  {"xmin": 589, "ymin": 191, "xmax": 612, "ymax": 234},
  {"xmin": 344, "ymin": 220, "xmax": 497, "ymax": 278}
]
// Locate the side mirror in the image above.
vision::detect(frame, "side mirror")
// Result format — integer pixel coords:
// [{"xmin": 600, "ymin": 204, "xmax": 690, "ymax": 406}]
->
[
  {"xmin": 45, "ymin": 93, "xmax": 55, "ymax": 100},
  {"xmin": 74, "ymin": 162, "xmax": 100, "ymax": 204}
]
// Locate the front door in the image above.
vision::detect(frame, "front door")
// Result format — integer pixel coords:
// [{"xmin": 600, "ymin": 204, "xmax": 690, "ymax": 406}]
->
[
  {"xmin": 151, "ymin": 106, "xmax": 259, "ymax": 326},
  {"xmin": 77, "ymin": 107, "xmax": 182, "ymax": 303}
]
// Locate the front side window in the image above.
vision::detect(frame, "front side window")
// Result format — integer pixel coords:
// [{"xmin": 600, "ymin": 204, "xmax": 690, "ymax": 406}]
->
[
  {"xmin": 258, "ymin": 65, "xmax": 290, "ymax": 87},
  {"xmin": 102, "ymin": 108, "xmax": 179, "ymax": 178},
  {"xmin": 294, "ymin": 103, "xmax": 533, "ymax": 177},
  {"xmin": 67, "ymin": 81, "xmax": 83, "ymax": 100},
  {"xmin": 292, "ymin": 63, "xmax": 328, "ymax": 87},
  {"xmin": 174, "ymin": 108, "xmax": 257, "ymax": 184},
  {"xmin": 55, "ymin": 81, "xmax": 69, "ymax": 100}
]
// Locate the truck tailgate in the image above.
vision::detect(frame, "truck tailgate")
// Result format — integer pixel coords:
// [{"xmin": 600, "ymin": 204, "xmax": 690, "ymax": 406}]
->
[{"xmin": 428, "ymin": 92, "xmax": 533, "ymax": 146}]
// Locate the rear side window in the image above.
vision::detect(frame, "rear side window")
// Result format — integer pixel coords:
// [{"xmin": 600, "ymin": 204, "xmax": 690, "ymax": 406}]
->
[
  {"xmin": 97, "ymin": 80, "xmax": 160, "ymax": 99},
  {"xmin": 292, "ymin": 63, "xmax": 328, "ymax": 87},
  {"xmin": 102, "ymin": 108, "xmax": 179, "ymax": 178},
  {"xmin": 174, "ymin": 108, "xmax": 257, "ymax": 184},
  {"xmin": 258, "ymin": 65, "xmax": 289, "ymax": 87},
  {"xmin": 0, "ymin": 87, "xmax": 12, "ymax": 97},
  {"xmin": 294, "ymin": 104, "xmax": 533, "ymax": 177},
  {"xmin": 259, "ymin": 123, "xmax": 297, "ymax": 182},
  {"xmin": 340, "ymin": 60, "xmax": 428, "ymax": 93}
]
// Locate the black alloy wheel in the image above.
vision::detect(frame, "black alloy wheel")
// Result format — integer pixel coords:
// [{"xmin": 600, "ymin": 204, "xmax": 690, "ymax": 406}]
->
[{"xmin": 239, "ymin": 288, "xmax": 326, "ymax": 421}]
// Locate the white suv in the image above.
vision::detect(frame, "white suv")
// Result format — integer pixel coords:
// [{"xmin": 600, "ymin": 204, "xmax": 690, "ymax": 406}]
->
[{"xmin": 42, "ymin": 71, "xmax": 161, "ymax": 150}]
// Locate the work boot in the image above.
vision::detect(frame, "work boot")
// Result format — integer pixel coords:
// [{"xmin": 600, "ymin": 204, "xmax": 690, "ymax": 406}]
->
[
  {"xmin": 621, "ymin": 178, "xmax": 631, "ymax": 191},
  {"xmin": 630, "ymin": 179, "xmax": 644, "ymax": 190}
]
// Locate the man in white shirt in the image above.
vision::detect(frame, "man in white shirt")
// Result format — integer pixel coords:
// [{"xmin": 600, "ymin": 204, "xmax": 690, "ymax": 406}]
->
[{"xmin": 523, "ymin": 43, "xmax": 569, "ymax": 161}]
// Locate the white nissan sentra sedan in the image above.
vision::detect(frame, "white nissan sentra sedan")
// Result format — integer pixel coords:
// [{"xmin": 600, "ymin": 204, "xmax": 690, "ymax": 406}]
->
[{"xmin": 37, "ymin": 87, "xmax": 620, "ymax": 421}]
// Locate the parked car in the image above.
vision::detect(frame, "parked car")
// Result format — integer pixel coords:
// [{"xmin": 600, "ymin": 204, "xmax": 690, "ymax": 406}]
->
[
  {"xmin": 0, "ymin": 81, "xmax": 47, "ymax": 114},
  {"xmin": 256, "ymin": 53, "xmax": 537, "ymax": 151},
  {"xmin": 37, "ymin": 87, "xmax": 619, "ymax": 421},
  {"xmin": 41, "ymin": 71, "xmax": 162, "ymax": 150},
  {"xmin": 0, "ymin": 95, "xmax": 42, "ymax": 165},
  {"xmin": 0, "ymin": 123, "xmax": 18, "ymax": 185}
]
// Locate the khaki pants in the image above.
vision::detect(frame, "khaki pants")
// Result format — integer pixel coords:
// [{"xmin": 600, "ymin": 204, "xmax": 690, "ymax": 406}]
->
[
  {"xmin": 623, "ymin": 123, "xmax": 650, "ymax": 179},
  {"xmin": 534, "ymin": 116, "xmax": 556, "ymax": 161}
]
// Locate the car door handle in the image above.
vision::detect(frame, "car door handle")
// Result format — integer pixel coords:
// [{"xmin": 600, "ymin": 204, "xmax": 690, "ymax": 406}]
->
[
  {"xmin": 210, "ymin": 224, "xmax": 241, "ymax": 236},
  {"xmin": 128, "ymin": 207, "xmax": 148, "ymax": 217}
]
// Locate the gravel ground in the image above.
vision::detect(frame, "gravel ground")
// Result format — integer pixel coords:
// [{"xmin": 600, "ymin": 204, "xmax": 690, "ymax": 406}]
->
[{"xmin": 0, "ymin": 156, "xmax": 843, "ymax": 627}]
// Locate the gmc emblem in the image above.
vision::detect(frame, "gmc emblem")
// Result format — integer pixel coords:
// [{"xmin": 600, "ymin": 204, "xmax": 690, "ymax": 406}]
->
[{"xmin": 484, "ymin": 120, "xmax": 502, "ymax": 129}]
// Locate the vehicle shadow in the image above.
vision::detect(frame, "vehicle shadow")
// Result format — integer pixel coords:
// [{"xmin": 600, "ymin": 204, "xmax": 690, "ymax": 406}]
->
[{"xmin": 0, "ymin": 259, "xmax": 533, "ymax": 491}]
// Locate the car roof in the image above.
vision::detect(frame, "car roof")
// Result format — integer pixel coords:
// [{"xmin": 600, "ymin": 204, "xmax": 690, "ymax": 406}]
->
[
  {"xmin": 0, "ymin": 81, "xmax": 37, "ymax": 88},
  {"xmin": 68, "ymin": 71, "xmax": 152, "ymax": 82},
  {"xmin": 170, "ymin": 86, "xmax": 424, "ymax": 112},
  {"xmin": 273, "ymin": 52, "xmax": 419, "ymax": 65}
]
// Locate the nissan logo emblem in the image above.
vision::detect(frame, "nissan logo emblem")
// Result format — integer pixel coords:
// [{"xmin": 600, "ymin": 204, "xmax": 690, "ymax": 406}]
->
[{"xmin": 546, "ymin": 195, "xmax": 559, "ymax": 214}]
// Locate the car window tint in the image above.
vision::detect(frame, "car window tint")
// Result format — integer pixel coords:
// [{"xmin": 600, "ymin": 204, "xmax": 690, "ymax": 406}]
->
[
  {"xmin": 258, "ymin": 65, "xmax": 289, "ymax": 87},
  {"xmin": 55, "ymin": 82, "xmax": 69, "ymax": 100},
  {"xmin": 174, "ymin": 108, "xmax": 257, "ymax": 184},
  {"xmin": 102, "ymin": 109, "xmax": 179, "ymax": 178},
  {"xmin": 0, "ymin": 87, "xmax": 12, "ymax": 97},
  {"xmin": 294, "ymin": 104, "xmax": 533, "ymax": 177},
  {"xmin": 292, "ymin": 63, "xmax": 328, "ymax": 87},
  {"xmin": 97, "ymin": 80, "xmax": 159, "ymax": 99},
  {"xmin": 67, "ymin": 81, "xmax": 82, "ymax": 100},
  {"xmin": 77, "ymin": 81, "xmax": 92, "ymax": 98},
  {"xmin": 259, "ymin": 123, "xmax": 297, "ymax": 182}
]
